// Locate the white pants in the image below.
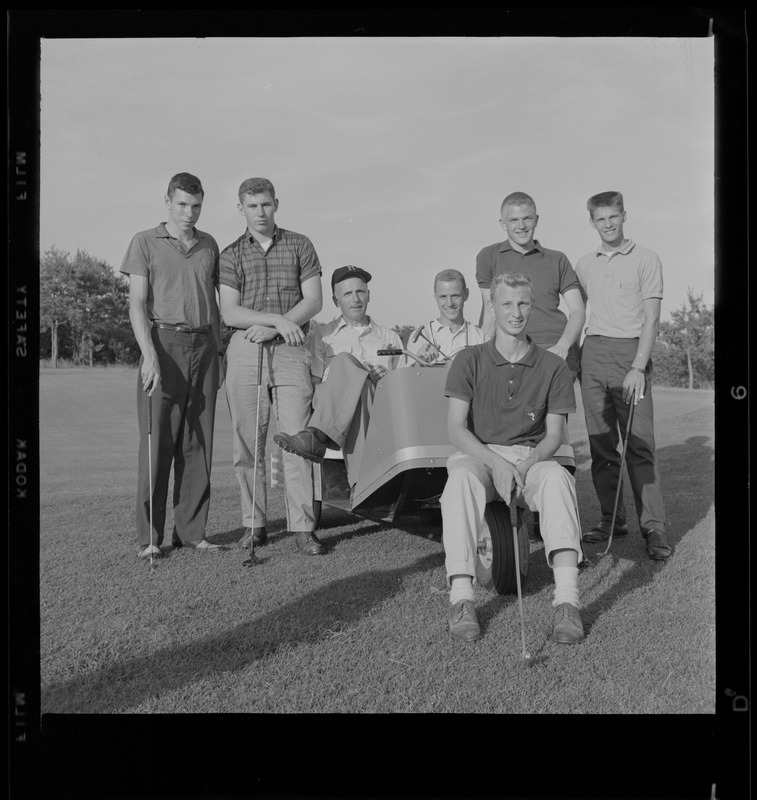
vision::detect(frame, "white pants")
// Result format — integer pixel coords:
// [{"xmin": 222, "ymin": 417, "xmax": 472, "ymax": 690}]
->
[{"xmin": 441, "ymin": 446, "xmax": 582, "ymax": 584}]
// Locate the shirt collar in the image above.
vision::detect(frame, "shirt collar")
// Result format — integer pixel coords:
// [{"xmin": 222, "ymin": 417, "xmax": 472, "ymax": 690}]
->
[
  {"xmin": 594, "ymin": 238, "xmax": 636, "ymax": 257},
  {"xmin": 247, "ymin": 224, "xmax": 280, "ymax": 245},
  {"xmin": 156, "ymin": 222, "xmax": 206, "ymax": 241},
  {"xmin": 431, "ymin": 318, "xmax": 467, "ymax": 334},
  {"xmin": 484, "ymin": 335, "xmax": 537, "ymax": 367},
  {"xmin": 499, "ymin": 239, "xmax": 543, "ymax": 256},
  {"xmin": 334, "ymin": 315, "xmax": 374, "ymax": 334}
]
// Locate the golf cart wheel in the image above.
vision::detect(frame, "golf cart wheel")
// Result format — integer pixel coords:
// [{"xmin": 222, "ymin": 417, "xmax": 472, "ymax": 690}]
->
[{"xmin": 476, "ymin": 501, "xmax": 529, "ymax": 595}]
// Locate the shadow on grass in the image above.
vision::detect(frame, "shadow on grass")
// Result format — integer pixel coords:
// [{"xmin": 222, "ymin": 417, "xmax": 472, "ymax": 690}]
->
[
  {"xmin": 480, "ymin": 435, "xmax": 714, "ymax": 636},
  {"xmin": 42, "ymin": 551, "xmax": 442, "ymax": 713},
  {"xmin": 578, "ymin": 434, "xmax": 712, "ymax": 634}
]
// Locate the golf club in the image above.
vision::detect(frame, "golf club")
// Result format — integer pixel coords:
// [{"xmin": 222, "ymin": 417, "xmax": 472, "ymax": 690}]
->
[
  {"xmin": 376, "ymin": 348, "xmax": 430, "ymax": 367},
  {"xmin": 602, "ymin": 387, "xmax": 637, "ymax": 557},
  {"xmin": 410, "ymin": 325, "xmax": 449, "ymax": 361},
  {"xmin": 146, "ymin": 391, "xmax": 156, "ymax": 574},
  {"xmin": 510, "ymin": 488, "xmax": 532, "ymax": 666},
  {"xmin": 243, "ymin": 342, "xmax": 264, "ymax": 568}
]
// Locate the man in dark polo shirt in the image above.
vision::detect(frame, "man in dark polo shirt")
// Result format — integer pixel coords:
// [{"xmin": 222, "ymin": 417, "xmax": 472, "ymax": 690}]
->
[
  {"xmin": 121, "ymin": 172, "xmax": 224, "ymax": 558},
  {"xmin": 441, "ymin": 272, "xmax": 584, "ymax": 644},
  {"xmin": 219, "ymin": 177, "xmax": 325, "ymax": 556},
  {"xmin": 476, "ymin": 191, "xmax": 585, "ymax": 378}
]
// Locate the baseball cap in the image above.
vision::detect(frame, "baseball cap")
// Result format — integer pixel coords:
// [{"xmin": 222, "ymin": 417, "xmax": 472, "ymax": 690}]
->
[{"xmin": 331, "ymin": 265, "xmax": 372, "ymax": 291}]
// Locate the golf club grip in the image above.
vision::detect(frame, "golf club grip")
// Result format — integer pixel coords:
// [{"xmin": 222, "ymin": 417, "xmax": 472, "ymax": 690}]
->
[
  {"xmin": 146, "ymin": 393, "xmax": 152, "ymax": 435},
  {"xmin": 256, "ymin": 343, "xmax": 264, "ymax": 385},
  {"xmin": 377, "ymin": 349, "xmax": 403, "ymax": 356}
]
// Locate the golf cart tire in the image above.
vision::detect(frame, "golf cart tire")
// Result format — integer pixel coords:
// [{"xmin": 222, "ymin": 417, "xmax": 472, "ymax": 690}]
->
[{"xmin": 477, "ymin": 501, "xmax": 529, "ymax": 595}]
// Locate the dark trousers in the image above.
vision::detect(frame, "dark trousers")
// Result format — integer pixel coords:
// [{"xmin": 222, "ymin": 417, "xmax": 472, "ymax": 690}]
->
[
  {"xmin": 135, "ymin": 327, "xmax": 219, "ymax": 546},
  {"xmin": 579, "ymin": 335, "xmax": 666, "ymax": 533}
]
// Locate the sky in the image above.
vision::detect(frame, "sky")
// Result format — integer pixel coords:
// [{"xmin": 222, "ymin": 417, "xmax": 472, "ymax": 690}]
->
[{"xmin": 39, "ymin": 36, "xmax": 714, "ymax": 328}]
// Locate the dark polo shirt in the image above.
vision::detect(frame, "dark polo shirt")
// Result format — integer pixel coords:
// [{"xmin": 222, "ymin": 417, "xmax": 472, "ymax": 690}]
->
[
  {"xmin": 476, "ymin": 239, "xmax": 581, "ymax": 372},
  {"xmin": 444, "ymin": 337, "xmax": 576, "ymax": 447}
]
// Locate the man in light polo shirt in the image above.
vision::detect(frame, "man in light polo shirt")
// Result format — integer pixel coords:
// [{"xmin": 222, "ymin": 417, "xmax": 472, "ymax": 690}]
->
[
  {"xmin": 441, "ymin": 272, "xmax": 585, "ymax": 644},
  {"xmin": 274, "ymin": 266, "xmax": 402, "ymax": 489},
  {"xmin": 405, "ymin": 269, "xmax": 487, "ymax": 364},
  {"xmin": 121, "ymin": 172, "xmax": 224, "ymax": 557},
  {"xmin": 575, "ymin": 191, "xmax": 671, "ymax": 561}
]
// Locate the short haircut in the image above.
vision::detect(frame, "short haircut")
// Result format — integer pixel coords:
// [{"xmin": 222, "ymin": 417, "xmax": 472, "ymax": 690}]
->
[
  {"xmin": 167, "ymin": 172, "xmax": 204, "ymax": 198},
  {"xmin": 491, "ymin": 271, "xmax": 534, "ymax": 298},
  {"xmin": 238, "ymin": 177, "xmax": 276, "ymax": 201},
  {"xmin": 587, "ymin": 191, "xmax": 624, "ymax": 217},
  {"xmin": 434, "ymin": 269, "xmax": 467, "ymax": 291},
  {"xmin": 500, "ymin": 192, "xmax": 537, "ymax": 216}
]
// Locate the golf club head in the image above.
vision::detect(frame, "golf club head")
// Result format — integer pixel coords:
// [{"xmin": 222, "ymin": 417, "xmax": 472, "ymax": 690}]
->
[{"xmin": 410, "ymin": 325, "xmax": 425, "ymax": 344}]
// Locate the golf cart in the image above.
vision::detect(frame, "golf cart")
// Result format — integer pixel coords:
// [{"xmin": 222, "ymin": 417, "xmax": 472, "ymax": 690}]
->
[{"xmin": 312, "ymin": 347, "xmax": 575, "ymax": 595}]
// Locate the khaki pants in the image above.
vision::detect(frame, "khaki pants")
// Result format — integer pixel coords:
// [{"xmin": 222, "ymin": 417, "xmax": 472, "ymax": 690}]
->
[
  {"xmin": 310, "ymin": 352, "xmax": 375, "ymax": 488},
  {"xmin": 225, "ymin": 332, "xmax": 315, "ymax": 532},
  {"xmin": 441, "ymin": 446, "xmax": 583, "ymax": 584}
]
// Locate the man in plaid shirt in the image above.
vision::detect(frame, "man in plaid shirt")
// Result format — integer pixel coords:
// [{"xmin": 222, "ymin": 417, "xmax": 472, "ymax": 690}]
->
[{"xmin": 219, "ymin": 177, "xmax": 326, "ymax": 556}]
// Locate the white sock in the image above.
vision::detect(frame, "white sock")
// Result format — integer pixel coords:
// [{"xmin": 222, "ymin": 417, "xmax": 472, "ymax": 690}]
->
[
  {"xmin": 449, "ymin": 575, "xmax": 475, "ymax": 605},
  {"xmin": 552, "ymin": 566, "xmax": 580, "ymax": 608}
]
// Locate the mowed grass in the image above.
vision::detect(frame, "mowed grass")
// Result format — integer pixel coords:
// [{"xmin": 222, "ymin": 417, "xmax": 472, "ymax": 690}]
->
[{"xmin": 39, "ymin": 368, "xmax": 714, "ymax": 714}]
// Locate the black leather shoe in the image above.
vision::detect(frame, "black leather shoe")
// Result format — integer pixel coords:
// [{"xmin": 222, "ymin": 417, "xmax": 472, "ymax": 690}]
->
[
  {"xmin": 448, "ymin": 600, "xmax": 482, "ymax": 642},
  {"xmin": 239, "ymin": 527, "xmax": 268, "ymax": 548},
  {"xmin": 643, "ymin": 528, "xmax": 673, "ymax": 560},
  {"xmin": 295, "ymin": 531, "xmax": 326, "ymax": 555},
  {"xmin": 274, "ymin": 428, "xmax": 328, "ymax": 463},
  {"xmin": 582, "ymin": 519, "xmax": 629, "ymax": 543}
]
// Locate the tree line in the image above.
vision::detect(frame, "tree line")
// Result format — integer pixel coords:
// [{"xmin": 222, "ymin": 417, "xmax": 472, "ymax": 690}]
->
[{"xmin": 39, "ymin": 248, "xmax": 714, "ymax": 388}]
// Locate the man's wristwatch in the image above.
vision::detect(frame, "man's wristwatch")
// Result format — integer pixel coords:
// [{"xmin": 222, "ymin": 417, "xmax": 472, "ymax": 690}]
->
[{"xmin": 630, "ymin": 366, "xmax": 645, "ymax": 374}]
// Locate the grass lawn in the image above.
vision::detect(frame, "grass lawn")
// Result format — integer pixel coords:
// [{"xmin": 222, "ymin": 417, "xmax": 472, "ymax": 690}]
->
[{"xmin": 39, "ymin": 368, "xmax": 714, "ymax": 715}]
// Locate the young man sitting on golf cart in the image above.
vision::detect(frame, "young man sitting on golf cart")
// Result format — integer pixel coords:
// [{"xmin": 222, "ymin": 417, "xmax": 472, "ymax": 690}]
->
[
  {"xmin": 441, "ymin": 272, "xmax": 585, "ymax": 644},
  {"xmin": 274, "ymin": 266, "xmax": 402, "ymax": 491},
  {"xmin": 404, "ymin": 269, "xmax": 487, "ymax": 365}
]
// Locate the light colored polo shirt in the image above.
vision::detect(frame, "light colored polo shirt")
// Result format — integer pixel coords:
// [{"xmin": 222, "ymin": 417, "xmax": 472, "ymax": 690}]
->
[
  {"xmin": 120, "ymin": 223, "xmax": 220, "ymax": 329},
  {"xmin": 309, "ymin": 316, "xmax": 403, "ymax": 381},
  {"xmin": 575, "ymin": 239, "xmax": 664, "ymax": 338},
  {"xmin": 445, "ymin": 337, "xmax": 576, "ymax": 448},
  {"xmin": 406, "ymin": 318, "xmax": 487, "ymax": 364}
]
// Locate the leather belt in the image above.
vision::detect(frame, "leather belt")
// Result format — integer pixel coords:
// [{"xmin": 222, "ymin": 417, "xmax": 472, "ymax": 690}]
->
[{"xmin": 153, "ymin": 322, "xmax": 213, "ymax": 334}]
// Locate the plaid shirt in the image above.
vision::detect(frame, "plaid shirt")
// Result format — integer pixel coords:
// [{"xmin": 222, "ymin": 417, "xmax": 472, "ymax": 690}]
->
[{"xmin": 219, "ymin": 226, "xmax": 322, "ymax": 330}]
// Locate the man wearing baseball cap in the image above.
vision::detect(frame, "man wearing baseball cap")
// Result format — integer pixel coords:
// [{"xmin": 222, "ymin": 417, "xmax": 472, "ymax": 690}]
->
[{"xmin": 274, "ymin": 265, "xmax": 402, "ymax": 490}]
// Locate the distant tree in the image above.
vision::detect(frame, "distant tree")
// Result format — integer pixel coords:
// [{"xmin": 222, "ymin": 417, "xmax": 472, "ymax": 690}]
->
[
  {"xmin": 392, "ymin": 324, "xmax": 415, "ymax": 348},
  {"xmin": 40, "ymin": 247, "xmax": 136, "ymax": 367},
  {"xmin": 652, "ymin": 289, "xmax": 714, "ymax": 389},
  {"xmin": 40, "ymin": 247, "xmax": 78, "ymax": 368}
]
